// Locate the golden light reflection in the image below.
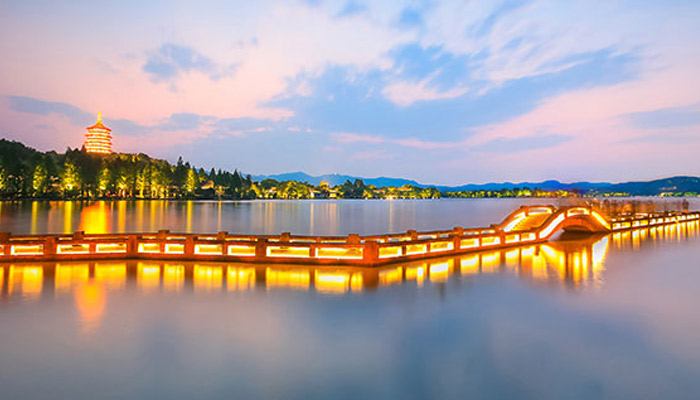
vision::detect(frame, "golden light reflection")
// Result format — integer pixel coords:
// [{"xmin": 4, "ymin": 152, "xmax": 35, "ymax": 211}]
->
[
  {"xmin": 194, "ymin": 264, "xmax": 223, "ymax": 292},
  {"xmin": 227, "ymin": 266, "xmax": 255, "ymax": 291},
  {"xmin": 405, "ymin": 263, "xmax": 426, "ymax": 285},
  {"xmin": 429, "ymin": 260, "xmax": 452, "ymax": 282},
  {"xmin": 8, "ymin": 265, "xmax": 43, "ymax": 300},
  {"xmin": 117, "ymin": 201, "xmax": 126, "ymax": 232},
  {"xmin": 137, "ymin": 263, "xmax": 161, "ymax": 292},
  {"xmin": 460, "ymin": 255, "xmax": 480, "ymax": 275},
  {"xmin": 0, "ymin": 221, "xmax": 694, "ymax": 301},
  {"xmin": 79, "ymin": 202, "xmax": 111, "ymax": 234},
  {"xmin": 55, "ymin": 263, "xmax": 89, "ymax": 294},
  {"xmin": 163, "ymin": 264, "xmax": 185, "ymax": 292},
  {"xmin": 266, "ymin": 268, "xmax": 310, "ymax": 290},
  {"xmin": 95, "ymin": 262, "xmax": 127, "ymax": 290},
  {"xmin": 63, "ymin": 201, "xmax": 74, "ymax": 233},
  {"xmin": 31, "ymin": 201, "xmax": 38, "ymax": 235},
  {"xmin": 481, "ymin": 251, "xmax": 501, "ymax": 273},
  {"xmin": 74, "ymin": 282, "xmax": 105, "ymax": 335},
  {"xmin": 379, "ymin": 267, "xmax": 402, "ymax": 286},
  {"xmin": 314, "ymin": 270, "xmax": 362, "ymax": 295}
]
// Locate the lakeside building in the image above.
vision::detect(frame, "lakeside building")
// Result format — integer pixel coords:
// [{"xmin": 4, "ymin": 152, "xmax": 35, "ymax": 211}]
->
[{"xmin": 84, "ymin": 112, "xmax": 112, "ymax": 154}]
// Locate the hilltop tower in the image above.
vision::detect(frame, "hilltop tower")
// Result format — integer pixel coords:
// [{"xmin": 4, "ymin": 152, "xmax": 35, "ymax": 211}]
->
[{"xmin": 84, "ymin": 112, "xmax": 112, "ymax": 154}]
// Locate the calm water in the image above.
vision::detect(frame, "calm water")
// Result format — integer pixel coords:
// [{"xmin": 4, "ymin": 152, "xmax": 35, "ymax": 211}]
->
[{"xmin": 1, "ymin": 199, "xmax": 700, "ymax": 400}]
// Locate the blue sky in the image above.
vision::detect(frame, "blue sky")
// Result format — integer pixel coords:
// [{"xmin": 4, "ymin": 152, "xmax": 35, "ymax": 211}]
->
[{"xmin": 1, "ymin": 0, "xmax": 699, "ymax": 184}]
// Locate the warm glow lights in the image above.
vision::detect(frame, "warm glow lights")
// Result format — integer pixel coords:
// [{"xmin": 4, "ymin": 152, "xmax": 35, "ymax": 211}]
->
[
  {"xmin": 8, "ymin": 265, "xmax": 43, "ymax": 299},
  {"xmin": 194, "ymin": 244, "xmax": 223, "ymax": 255},
  {"xmin": 95, "ymin": 263, "xmax": 127, "ymax": 290},
  {"xmin": 138, "ymin": 243, "xmax": 160, "ymax": 253},
  {"xmin": 430, "ymin": 241, "xmax": 454, "ymax": 252},
  {"xmin": 315, "ymin": 247, "xmax": 363, "ymax": 259},
  {"xmin": 194, "ymin": 265, "xmax": 223, "ymax": 292},
  {"xmin": 137, "ymin": 263, "xmax": 161, "ymax": 292},
  {"xmin": 538, "ymin": 213, "xmax": 566, "ymax": 239},
  {"xmin": 163, "ymin": 264, "xmax": 185, "ymax": 292},
  {"xmin": 315, "ymin": 270, "xmax": 360, "ymax": 294},
  {"xmin": 74, "ymin": 283, "xmax": 106, "ymax": 335},
  {"xmin": 2, "ymin": 218, "xmax": 694, "ymax": 300},
  {"xmin": 461, "ymin": 238, "xmax": 480, "ymax": 249},
  {"xmin": 57, "ymin": 243, "xmax": 90, "ymax": 254},
  {"xmin": 0, "ymin": 207, "xmax": 697, "ymax": 272},
  {"xmin": 227, "ymin": 245, "xmax": 256, "ymax": 257},
  {"xmin": 378, "ymin": 267, "xmax": 402, "ymax": 286},
  {"xmin": 11, "ymin": 244, "xmax": 44, "ymax": 256},
  {"xmin": 266, "ymin": 246, "xmax": 310, "ymax": 258},
  {"xmin": 429, "ymin": 261, "xmax": 451, "ymax": 281},
  {"xmin": 164, "ymin": 243, "xmax": 185, "ymax": 254},
  {"xmin": 379, "ymin": 246, "xmax": 403, "ymax": 258},
  {"xmin": 227, "ymin": 267, "xmax": 255, "ymax": 291},
  {"xmin": 96, "ymin": 243, "xmax": 127, "ymax": 253},
  {"xmin": 266, "ymin": 268, "xmax": 310, "ymax": 290},
  {"xmin": 405, "ymin": 264, "xmax": 426, "ymax": 284},
  {"xmin": 84, "ymin": 113, "xmax": 112, "ymax": 154},
  {"xmin": 406, "ymin": 244, "xmax": 428, "ymax": 255},
  {"xmin": 55, "ymin": 263, "xmax": 89, "ymax": 293},
  {"xmin": 481, "ymin": 236, "xmax": 501, "ymax": 246},
  {"xmin": 503, "ymin": 212, "xmax": 526, "ymax": 232}
]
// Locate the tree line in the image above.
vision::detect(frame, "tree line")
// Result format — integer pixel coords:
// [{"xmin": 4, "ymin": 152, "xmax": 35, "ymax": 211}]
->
[{"xmin": 0, "ymin": 138, "xmax": 586, "ymax": 200}]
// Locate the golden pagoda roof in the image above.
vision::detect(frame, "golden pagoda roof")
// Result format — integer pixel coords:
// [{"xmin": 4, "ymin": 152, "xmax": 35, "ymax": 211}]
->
[{"xmin": 86, "ymin": 112, "xmax": 112, "ymax": 131}]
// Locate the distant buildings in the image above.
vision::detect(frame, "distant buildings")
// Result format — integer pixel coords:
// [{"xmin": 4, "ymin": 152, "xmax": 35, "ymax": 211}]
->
[{"xmin": 84, "ymin": 112, "xmax": 112, "ymax": 154}]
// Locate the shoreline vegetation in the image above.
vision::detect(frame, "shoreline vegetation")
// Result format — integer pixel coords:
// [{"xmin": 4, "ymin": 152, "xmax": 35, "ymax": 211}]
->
[{"xmin": 0, "ymin": 139, "xmax": 698, "ymax": 200}]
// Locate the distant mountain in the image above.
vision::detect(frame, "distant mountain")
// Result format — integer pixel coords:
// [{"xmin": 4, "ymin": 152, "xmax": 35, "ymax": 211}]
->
[
  {"xmin": 252, "ymin": 172, "xmax": 700, "ymax": 195},
  {"xmin": 600, "ymin": 176, "xmax": 700, "ymax": 195},
  {"xmin": 252, "ymin": 171, "xmax": 422, "ymax": 188},
  {"xmin": 436, "ymin": 180, "xmax": 612, "ymax": 192}
]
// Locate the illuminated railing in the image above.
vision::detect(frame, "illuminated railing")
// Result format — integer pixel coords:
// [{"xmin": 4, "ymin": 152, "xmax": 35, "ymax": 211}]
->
[{"xmin": 0, "ymin": 208, "xmax": 697, "ymax": 266}]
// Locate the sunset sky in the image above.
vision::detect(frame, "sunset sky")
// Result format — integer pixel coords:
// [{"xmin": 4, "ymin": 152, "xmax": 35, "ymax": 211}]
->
[{"xmin": 1, "ymin": 0, "xmax": 699, "ymax": 185}]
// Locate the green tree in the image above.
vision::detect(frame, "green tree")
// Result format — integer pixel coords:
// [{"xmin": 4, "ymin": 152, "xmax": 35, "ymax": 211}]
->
[
  {"xmin": 62, "ymin": 160, "xmax": 80, "ymax": 196},
  {"xmin": 32, "ymin": 164, "xmax": 48, "ymax": 195},
  {"xmin": 185, "ymin": 168, "xmax": 197, "ymax": 194}
]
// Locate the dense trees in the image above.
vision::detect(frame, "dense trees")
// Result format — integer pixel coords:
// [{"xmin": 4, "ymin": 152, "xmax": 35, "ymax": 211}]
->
[
  {"xmin": 0, "ymin": 138, "xmax": 597, "ymax": 200},
  {"xmin": 0, "ymin": 139, "xmax": 259, "ymax": 199}
]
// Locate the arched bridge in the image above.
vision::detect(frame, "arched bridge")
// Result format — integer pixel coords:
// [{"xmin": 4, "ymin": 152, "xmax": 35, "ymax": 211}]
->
[{"xmin": 496, "ymin": 205, "xmax": 611, "ymax": 240}]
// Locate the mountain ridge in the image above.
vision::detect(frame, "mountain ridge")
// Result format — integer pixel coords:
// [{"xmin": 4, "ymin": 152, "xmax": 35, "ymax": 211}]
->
[{"xmin": 252, "ymin": 172, "xmax": 700, "ymax": 195}]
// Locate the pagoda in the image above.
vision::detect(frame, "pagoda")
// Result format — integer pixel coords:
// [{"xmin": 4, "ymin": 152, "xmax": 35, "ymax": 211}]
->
[{"xmin": 84, "ymin": 112, "xmax": 112, "ymax": 154}]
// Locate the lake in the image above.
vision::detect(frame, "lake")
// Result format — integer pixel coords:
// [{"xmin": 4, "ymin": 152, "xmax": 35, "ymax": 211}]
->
[{"xmin": 1, "ymin": 199, "xmax": 699, "ymax": 399}]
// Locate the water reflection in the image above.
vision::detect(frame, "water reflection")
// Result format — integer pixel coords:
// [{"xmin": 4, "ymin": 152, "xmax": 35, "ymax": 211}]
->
[
  {"xmin": 2, "ymin": 220, "xmax": 697, "ymax": 306},
  {"xmin": 8, "ymin": 198, "xmax": 697, "ymax": 236}
]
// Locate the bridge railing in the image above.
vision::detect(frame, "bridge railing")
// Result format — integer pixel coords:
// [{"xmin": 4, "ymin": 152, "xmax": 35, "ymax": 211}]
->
[{"xmin": 0, "ymin": 210, "xmax": 698, "ymax": 266}]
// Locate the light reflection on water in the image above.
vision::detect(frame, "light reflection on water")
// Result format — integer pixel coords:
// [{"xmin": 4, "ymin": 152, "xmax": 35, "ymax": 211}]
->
[
  {"xmin": 2, "ymin": 220, "xmax": 698, "ymax": 306},
  {"xmin": 1, "ymin": 207, "xmax": 700, "ymax": 399},
  {"xmin": 3, "ymin": 198, "xmax": 698, "ymax": 236}
]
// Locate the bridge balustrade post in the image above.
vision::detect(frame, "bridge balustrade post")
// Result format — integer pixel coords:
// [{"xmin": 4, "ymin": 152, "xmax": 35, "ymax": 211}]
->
[
  {"xmin": 363, "ymin": 240, "xmax": 378, "ymax": 265},
  {"xmin": 44, "ymin": 237, "xmax": 57, "ymax": 258},
  {"xmin": 347, "ymin": 234, "xmax": 361, "ymax": 244},
  {"xmin": 127, "ymin": 236, "xmax": 138, "ymax": 257},
  {"xmin": 452, "ymin": 227, "xmax": 463, "ymax": 252},
  {"xmin": 157, "ymin": 230, "xmax": 169, "ymax": 252},
  {"xmin": 0, "ymin": 232, "xmax": 10, "ymax": 257},
  {"xmin": 280, "ymin": 232, "xmax": 291, "ymax": 242},
  {"xmin": 255, "ymin": 238, "xmax": 268, "ymax": 261},
  {"xmin": 407, "ymin": 230, "xmax": 418, "ymax": 240},
  {"xmin": 73, "ymin": 231, "xmax": 84, "ymax": 241},
  {"xmin": 184, "ymin": 236, "xmax": 195, "ymax": 257},
  {"xmin": 217, "ymin": 231, "xmax": 228, "ymax": 240}
]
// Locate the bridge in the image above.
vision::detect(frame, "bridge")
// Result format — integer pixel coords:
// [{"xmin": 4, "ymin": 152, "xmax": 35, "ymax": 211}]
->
[{"xmin": 0, "ymin": 205, "xmax": 697, "ymax": 266}]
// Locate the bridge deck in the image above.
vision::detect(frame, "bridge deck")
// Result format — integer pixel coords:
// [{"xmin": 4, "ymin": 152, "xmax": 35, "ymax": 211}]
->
[{"xmin": 0, "ymin": 206, "xmax": 697, "ymax": 266}]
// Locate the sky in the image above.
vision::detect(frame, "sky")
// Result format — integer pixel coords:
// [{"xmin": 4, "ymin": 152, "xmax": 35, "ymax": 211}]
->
[{"xmin": 1, "ymin": 0, "xmax": 699, "ymax": 185}]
